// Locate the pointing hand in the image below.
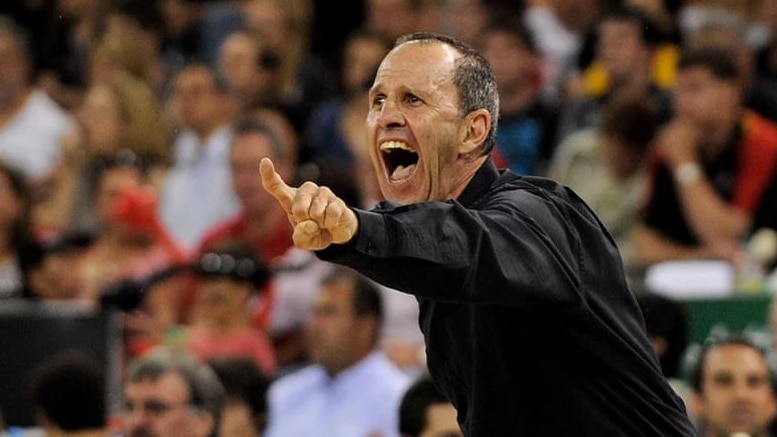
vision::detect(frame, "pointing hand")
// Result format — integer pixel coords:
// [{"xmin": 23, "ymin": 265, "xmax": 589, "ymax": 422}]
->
[{"xmin": 260, "ymin": 158, "xmax": 358, "ymax": 251}]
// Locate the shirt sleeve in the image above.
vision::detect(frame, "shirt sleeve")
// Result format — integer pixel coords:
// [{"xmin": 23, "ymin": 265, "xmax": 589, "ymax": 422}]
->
[{"xmin": 317, "ymin": 191, "xmax": 587, "ymax": 310}]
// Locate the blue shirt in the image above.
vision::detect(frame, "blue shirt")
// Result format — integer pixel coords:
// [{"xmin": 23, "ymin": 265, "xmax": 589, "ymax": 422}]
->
[{"xmin": 265, "ymin": 351, "xmax": 411, "ymax": 437}]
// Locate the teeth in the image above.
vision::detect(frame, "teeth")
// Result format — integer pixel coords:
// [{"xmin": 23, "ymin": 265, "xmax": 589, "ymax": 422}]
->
[{"xmin": 379, "ymin": 141, "xmax": 414, "ymax": 152}]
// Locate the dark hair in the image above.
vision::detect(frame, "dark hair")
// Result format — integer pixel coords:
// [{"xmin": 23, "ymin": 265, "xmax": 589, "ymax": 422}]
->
[
  {"xmin": 29, "ymin": 350, "xmax": 106, "ymax": 431},
  {"xmin": 127, "ymin": 348, "xmax": 224, "ymax": 436},
  {"xmin": 677, "ymin": 46, "xmax": 740, "ymax": 81},
  {"xmin": 684, "ymin": 331, "xmax": 777, "ymax": 393},
  {"xmin": 394, "ymin": 32, "xmax": 500, "ymax": 155},
  {"xmin": 207, "ymin": 357, "xmax": 271, "ymax": 431},
  {"xmin": 399, "ymin": 376, "xmax": 454, "ymax": 437},
  {"xmin": 600, "ymin": 6, "xmax": 663, "ymax": 48},
  {"xmin": 175, "ymin": 61, "xmax": 232, "ymax": 94},
  {"xmin": 89, "ymin": 148, "xmax": 148, "ymax": 198},
  {"xmin": 601, "ymin": 90, "xmax": 664, "ymax": 151}
]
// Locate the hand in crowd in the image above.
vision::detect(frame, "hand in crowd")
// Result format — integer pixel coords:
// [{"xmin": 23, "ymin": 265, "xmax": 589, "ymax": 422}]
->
[
  {"xmin": 655, "ymin": 118, "xmax": 701, "ymax": 167},
  {"xmin": 260, "ymin": 158, "xmax": 358, "ymax": 251}
]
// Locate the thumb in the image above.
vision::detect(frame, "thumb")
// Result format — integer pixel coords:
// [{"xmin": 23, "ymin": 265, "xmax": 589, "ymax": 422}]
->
[{"xmin": 260, "ymin": 157, "xmax": 294, "ymax": 213}]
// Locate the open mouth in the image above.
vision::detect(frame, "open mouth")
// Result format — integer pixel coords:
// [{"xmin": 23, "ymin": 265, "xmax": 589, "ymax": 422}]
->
[{"xmin": 380, "ymin": 141, "xmax": 419, "ymax": 182}]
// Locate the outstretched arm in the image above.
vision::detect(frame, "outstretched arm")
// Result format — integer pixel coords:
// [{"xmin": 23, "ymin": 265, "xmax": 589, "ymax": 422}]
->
[{"xmin": 260, "ymin": 157, "xmax": 359, "ymax": 250}]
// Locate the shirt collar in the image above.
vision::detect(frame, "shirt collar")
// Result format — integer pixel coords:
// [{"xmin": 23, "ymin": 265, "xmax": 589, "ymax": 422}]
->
[
  {"xmin": 177, "ymin": 125, "xmax": 233, "ymax": 164},
  {"xmin": 456, "ymin": 156, "xmax": 501, "ymax": 207}
]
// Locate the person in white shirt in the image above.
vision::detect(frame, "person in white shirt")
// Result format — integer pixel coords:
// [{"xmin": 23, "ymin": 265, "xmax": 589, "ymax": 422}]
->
[
  {"xmin": 0, "ymin": 16, "xmax": 72, "ymax": 183},
  {"xmin": 265, "ymin": 266, "xmax": 412, "ymax": 437},
  {"xmin": 159, "ymin": 63, "xmax": 239, "ymax": 251}
]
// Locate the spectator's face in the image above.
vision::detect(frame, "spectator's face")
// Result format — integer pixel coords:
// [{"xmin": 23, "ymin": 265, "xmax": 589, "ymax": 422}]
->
[
  {"xmin": 673, "ymin": 66, "xmax": 740, "ymax": 129},
  {"xmin": 80, "ymin": 84, "xmax": 123, "ymax": 155},
  {"xmin": 218, "ymin": 33, "xmax": 274, "ymax": 98},
  {"xmin": 481, "ymin": 29, "xmax": 537, "ymax": 95},
  {"xmin": 368, "ymin": 42, "xmax": 482, "ymax": 204},
  {"xmin": 123, "ymin": 373, "xmax": 214, "ymax": 437},
  {"xmin": 306, "ymin": 281, "xmax": 374, "ymax": 374},
  {"xmin": 95, "ymin": 166, "xmax": 142, "ymax": 227},
  {"xmin": 241, "ymin": 0, "xmax": 288, "ymax": 51},
  {"xmin": 171, "ymin": 67, "xmax": 226, "ymax": 132},
  {"xmin": 198, "ymin": 277, "xmax": 253, "ymax": 323},
  {"xmin": 421, "ymin": 402, "xmax": 462, "ymax": 437},
  {"xmin": 230, "ymin": 132, "xmax": 287, "ymax": 217},
  {"xmin": 596, "ymin": 19, "xmax": 650, "ymax": 83},
  {"xmin": 694, "ymin": 344, "xmax": 777, "ymax": 437},
  {"xmin": 342, "ymin": 36, "xmax": 388, "ymax": 95}
]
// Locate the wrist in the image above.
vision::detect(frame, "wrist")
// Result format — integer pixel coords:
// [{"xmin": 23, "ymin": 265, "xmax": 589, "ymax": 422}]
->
[{"xmin": 673, "ymin": 161, "xmax": 702, "ymax": 186}]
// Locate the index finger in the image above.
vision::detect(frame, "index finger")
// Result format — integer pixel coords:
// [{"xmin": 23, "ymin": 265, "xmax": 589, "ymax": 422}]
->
[{"xmin": 260, "ymin": 157, "xmax": 294, "ymax": 213}]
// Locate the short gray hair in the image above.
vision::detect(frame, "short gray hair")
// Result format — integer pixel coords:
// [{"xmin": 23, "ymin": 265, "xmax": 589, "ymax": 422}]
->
[{"xmin": 127, "ymin": 347, "xmax": 224, "ymax": 435}]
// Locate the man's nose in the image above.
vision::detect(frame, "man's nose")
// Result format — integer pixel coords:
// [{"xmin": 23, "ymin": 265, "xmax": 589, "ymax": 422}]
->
[{"xmin": 375, "ymin": 98, "xmax": 405, "ymax": 128}]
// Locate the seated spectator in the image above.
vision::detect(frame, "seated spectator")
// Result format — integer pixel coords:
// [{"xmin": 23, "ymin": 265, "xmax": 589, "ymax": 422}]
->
[
  {"xmin": 684, "ymin": 15, "xmax": 777, "ymax": 125},
  {"xmin": 264, "ymin": 266, "xmax": 411, "ymax": 437},
  {"xmin": 196, "ymin": 113, "xmax": 332, "ymax": 372},
  {"xmin": 303, "ymin": 28, "xmax": 392, "ymax": 206},
  {"xmin": 399, "ymin": 376, "xmax": 462, "ymax": 437},
  {"xmin": 684, "ymin": 332, "xmax": 777, "ymax": 436},
  {"xmin": 240, "ymin": 0, "xmax": 337, "ymax": 132},
  {"xmin": 0, "ymin": 16, "xmax": 73, "ymax": 183},
  {"xmin": 478, "ymin": 12, "xmax": 560, "ymax": 176},
  {"xmin": 555, "ymin": 6, "xmax": 671, "ymax": 146},
  {"xmin": 217, "ymin": 30, "xmax": 280, "ymax": 113},
  {"xmin": 548, "ymin": 89, "xmax": 663, "ymax": 268},
  {"xmin": 158, "ymin": 62, "xmax": 240, "ymax": 252},
  {"xmin": 634, "ymin": 45, "xmax": 777, "ymax": 266},
  {"xmin": 121, "ymin": 347, "xmax": 224, "ymax": 437},
  {"xmin": 185, "ymin": 240, "xmax": 277, "ymax": 376},
  {"xmin": 29, "ymin": 350, "xmax": 108, "ymax": 437},
  {"xmin": 78, "ymin": 155, "xmax": 185, "ymax": 305},
  {"xmin": 33, "ymin": 73, "xmax": 171, "ymax": 235},
  {"xmin": 208, "ymin": 357, "xmax": 271, "ymax": 437}
]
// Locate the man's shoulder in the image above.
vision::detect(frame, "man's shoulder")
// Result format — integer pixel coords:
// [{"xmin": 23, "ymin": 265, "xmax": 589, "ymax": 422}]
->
[{"xmin": 269, "ymin": 365, "xmax": 324, "ymax": 400}]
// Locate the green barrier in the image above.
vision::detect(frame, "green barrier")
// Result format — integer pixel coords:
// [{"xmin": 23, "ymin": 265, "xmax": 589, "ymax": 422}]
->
[{"xmin": 683, "ymin": 293, "xmax": 773, "ymax": 344}]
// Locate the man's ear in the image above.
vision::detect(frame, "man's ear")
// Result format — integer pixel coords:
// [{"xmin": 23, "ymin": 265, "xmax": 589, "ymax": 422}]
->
[{"xmin": 458, "ymin": 109, "xmax": 491, "ymax": 156}]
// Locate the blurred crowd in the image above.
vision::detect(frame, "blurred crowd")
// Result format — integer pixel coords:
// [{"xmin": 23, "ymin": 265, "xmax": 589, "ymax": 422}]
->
[{"xmin": 1, "ymin": 0, "xmax": 777, "ymax": 435}]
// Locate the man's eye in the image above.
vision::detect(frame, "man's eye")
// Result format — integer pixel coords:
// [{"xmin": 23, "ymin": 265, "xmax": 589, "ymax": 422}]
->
[
  {"xmin": 372, "ymin": 95, "xmax": 386, "ymax": 107},
  {"xmin": 404, "ymin": 94, "xmax": 420, "ymax": 103}
]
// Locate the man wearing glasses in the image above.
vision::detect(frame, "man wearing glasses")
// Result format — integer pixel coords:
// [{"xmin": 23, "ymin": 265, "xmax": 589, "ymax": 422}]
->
[{"xmin": 122, "ymin": 347, "xmax": 224, "ymax": 437}]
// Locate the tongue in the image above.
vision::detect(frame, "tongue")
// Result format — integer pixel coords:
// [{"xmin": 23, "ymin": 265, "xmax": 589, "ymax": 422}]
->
[{"xmin": 391, "ymin": 163, "xmax": 416, "ymax": 181}]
